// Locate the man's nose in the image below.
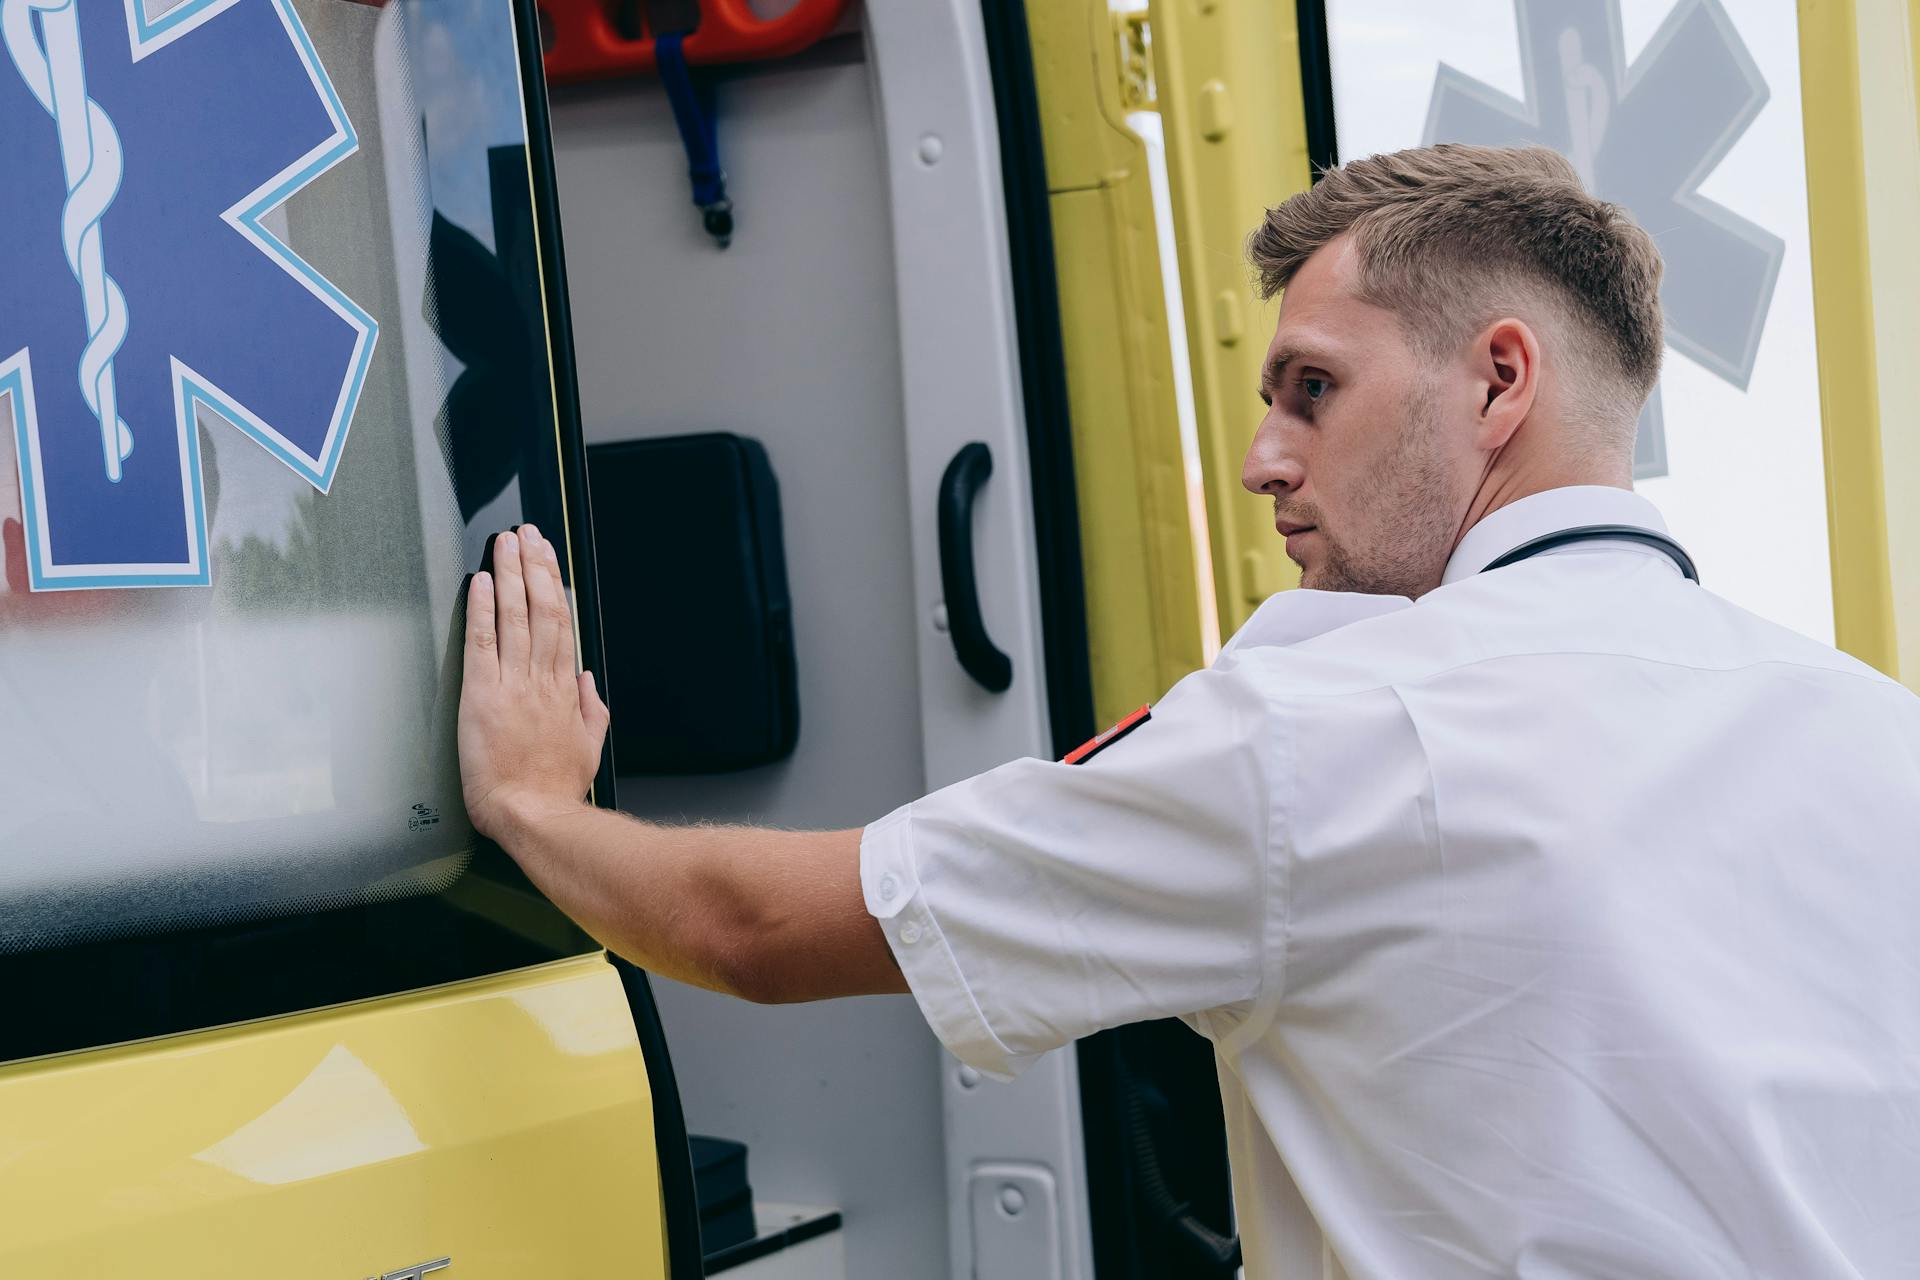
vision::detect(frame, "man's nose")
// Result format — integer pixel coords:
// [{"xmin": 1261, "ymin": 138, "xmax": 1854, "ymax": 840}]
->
[{"xmin": 1242, "ymin": 422, "xmax": 1304, "ymax": 496}]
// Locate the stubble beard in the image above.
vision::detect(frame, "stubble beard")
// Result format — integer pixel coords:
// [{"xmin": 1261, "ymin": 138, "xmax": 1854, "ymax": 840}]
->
[{"xmin": 1304, "ymin": 389, "xmax": 1457, "ymax": 598}]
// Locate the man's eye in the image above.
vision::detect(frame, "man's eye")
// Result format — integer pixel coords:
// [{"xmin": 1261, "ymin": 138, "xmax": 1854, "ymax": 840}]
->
[{"xmin": 1300, "ymin": 377, "xmax": 1329, "ymax": 402}]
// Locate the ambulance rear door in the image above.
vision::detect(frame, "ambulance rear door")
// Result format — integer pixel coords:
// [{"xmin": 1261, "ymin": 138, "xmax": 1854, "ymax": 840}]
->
[{"xmin": 0, "ymin": 2, "xmax": 695, "ymax": 1275}]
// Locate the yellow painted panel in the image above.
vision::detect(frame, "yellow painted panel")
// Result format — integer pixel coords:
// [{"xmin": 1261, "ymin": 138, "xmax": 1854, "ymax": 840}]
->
[
  {"xmin": 1049, "ymin": 189, "xmax": 1206, "ymax": 720},
  {"xmin": 1798, "ymin": 0, "xmax": 1914, "ymax": 683},
  {"xmin": 1028, "ymin": 1, "xmax": 1209, "ymax": 722},
  {"xmin": 0, "ymin": 955, "xmax": 667, "ymax": 1279},
  {"xmin": 1857, "ymin": 0, "xmax": 1920, "ymax": 686},
  {"xmin": 1147, "ymin": 0, "xmax": 1312, "ymax": 634},
  {"xmin": 1027, "ymin": 2, "xmax": 1131, "ymax": 194},
  {"xmin": 1860, "ymin": 0, "xmax": 1920, "ymax": 686}
]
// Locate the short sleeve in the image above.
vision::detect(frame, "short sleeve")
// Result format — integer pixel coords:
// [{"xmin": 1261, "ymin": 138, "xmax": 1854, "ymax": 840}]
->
[{"xmin": 860, "ymin": 665, "xmax": 1285, "ymax": 1080}]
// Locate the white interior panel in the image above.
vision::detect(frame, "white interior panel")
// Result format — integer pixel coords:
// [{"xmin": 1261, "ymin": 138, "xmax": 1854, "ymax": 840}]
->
[{"xmin": 549, "ymin": 45, "xmax": 946, "ymax": 1278}]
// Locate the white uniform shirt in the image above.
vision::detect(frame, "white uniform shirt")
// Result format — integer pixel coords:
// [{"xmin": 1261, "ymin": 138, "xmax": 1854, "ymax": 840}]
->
[{"xmin": 862, "ymin": 485, "xmax": 1920, "ymax": 1278}]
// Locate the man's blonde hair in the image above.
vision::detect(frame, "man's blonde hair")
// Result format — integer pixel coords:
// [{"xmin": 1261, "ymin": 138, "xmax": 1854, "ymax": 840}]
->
[{"xmin": 1248, "ymin": 144, "xmax": 1664, "ymax": 439}]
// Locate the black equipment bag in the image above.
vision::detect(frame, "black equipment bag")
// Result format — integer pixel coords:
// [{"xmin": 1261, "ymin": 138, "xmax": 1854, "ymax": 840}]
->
[{"xmin": 586, "ymin": 433, "xmax": 799, "ymax": 774}]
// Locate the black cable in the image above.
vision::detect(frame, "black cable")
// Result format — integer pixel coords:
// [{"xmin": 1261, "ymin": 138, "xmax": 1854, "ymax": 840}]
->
[{"xmin": 1117, "ymin": 1054, "xmax": 1242, "ymax": 1274}]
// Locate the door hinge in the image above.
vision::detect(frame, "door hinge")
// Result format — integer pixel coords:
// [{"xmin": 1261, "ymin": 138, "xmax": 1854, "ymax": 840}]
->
[{"xmin": 1114, "ymin": 10, "xmax": 1156, "ymax": 111}]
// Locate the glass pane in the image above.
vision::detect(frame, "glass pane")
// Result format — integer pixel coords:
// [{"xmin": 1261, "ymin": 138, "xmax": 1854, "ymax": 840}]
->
[
  {"xmin": 0, "ymin": 1, "xmax": 585, "ymax": 968},
  {"xmin": 1323, "ymin": 0, "xmax": 1834, "ymax": 643}
]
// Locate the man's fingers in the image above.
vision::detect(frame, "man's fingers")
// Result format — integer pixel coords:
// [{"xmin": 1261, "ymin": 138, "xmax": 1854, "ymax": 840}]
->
[
  {"xmin": 520, "ymin": 524, "xmax": 568, "ymax": 681},
  {"xmin": 465, "ymin": 571, "xmax": 498, "ymax": 682},
  {"xmin": 493, "ymin": 529, "xmax": 531, "ymax": 675},
  {"xmin": 543, "ymin": 534, "xmax": 581, "ymax": 682}
]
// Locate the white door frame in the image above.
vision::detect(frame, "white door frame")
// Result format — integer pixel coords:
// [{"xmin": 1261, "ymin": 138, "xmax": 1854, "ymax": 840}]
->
[{"xmin": 864, "ymin": 3, "xmax": 1096, "ymax": 1277}]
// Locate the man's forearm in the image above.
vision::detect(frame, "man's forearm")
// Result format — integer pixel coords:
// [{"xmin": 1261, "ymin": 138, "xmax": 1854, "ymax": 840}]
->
[
  {"xmin": 494, "ymin": 795, "xmax": 749, "ymax": 994},
  {"xmin": 491, "ymin": 795, "xmax": 903, "ymax": 1002}
]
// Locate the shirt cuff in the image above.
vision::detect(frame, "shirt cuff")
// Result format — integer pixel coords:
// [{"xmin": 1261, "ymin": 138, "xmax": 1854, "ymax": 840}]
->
[{"xmin": 860, "ymin": 804, "xmax": 1040, "ymax": 1082}]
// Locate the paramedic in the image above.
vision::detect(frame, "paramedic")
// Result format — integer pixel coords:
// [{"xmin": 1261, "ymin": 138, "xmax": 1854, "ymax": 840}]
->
[{"xmin": 457, "ymin": 144, "xmax": 1920, "ymax": 1278}]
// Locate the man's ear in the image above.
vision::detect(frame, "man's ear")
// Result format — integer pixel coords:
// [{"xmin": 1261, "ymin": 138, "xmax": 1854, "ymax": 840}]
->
[{"xmin": 1474, "ymin": 317, "xmax": 1541, "ymax": 450}]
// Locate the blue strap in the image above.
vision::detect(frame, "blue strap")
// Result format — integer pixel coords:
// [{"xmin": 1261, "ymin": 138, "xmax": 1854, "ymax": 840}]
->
[{"xmin": 655, "ymin": 33, "xmax": 726, "ymax": 211}]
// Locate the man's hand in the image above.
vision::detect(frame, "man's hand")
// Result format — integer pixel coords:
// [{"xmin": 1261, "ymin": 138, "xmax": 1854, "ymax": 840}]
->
[
  {"xmin": 458, "ymin": 524, "xmax": 609, "ymax": 841},
  {"xmin": 454, "ymin": 523, "xmax": 900, "ymax": 1002}
]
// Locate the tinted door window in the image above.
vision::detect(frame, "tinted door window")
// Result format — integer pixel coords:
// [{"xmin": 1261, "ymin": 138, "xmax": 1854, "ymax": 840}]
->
[{"xmin": 0, "ymin": 0, "xmax": 602, "ymax": 1062}]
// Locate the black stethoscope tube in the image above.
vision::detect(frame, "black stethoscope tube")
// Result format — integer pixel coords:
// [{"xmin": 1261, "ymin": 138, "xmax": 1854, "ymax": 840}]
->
[{"xmin": 1481, "ymin": 524, "xmax": 1700, "ymax": 583}]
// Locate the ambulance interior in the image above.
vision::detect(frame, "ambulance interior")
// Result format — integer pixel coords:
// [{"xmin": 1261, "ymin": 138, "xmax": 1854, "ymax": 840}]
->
[{"xmin": 547, "ymin": 2, "xmax": 1232, "ymax": 1274}]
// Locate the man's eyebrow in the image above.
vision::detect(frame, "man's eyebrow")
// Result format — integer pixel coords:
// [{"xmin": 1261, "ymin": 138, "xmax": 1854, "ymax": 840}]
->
[
  {"xmin": 1261, "ymin": 347, "xmax": 1297, "ymax": 391},
  {"xmin": 1259, "ymin": 345, "xmax": 1309, "ymax": 403},
  {"xmin": 1258, "ymin": 340, "xmax": 1339, "ymax": 403}
]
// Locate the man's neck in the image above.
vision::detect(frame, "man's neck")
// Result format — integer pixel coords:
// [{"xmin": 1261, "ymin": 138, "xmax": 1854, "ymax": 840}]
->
[{"xmin": 1452, "ymin": 445, "xmax": 1633, "ymax": 554}]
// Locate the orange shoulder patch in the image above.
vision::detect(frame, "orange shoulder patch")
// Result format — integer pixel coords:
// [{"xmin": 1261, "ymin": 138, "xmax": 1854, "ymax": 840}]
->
[{"xmin": 1063, "ymin": 704, "xmax": 1152, "ymax": 765}]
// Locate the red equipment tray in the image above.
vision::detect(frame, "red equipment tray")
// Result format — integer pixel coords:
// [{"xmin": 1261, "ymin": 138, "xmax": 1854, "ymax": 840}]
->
[{"xmin": 540, "ymin": 0, "xmax": 850, "ymax": 84}]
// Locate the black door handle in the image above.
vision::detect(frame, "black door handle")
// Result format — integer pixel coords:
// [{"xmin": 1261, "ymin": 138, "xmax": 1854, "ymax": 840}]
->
[{"xmin": 937, "ymin": 442, "xmax": 1013, "ymax": 693}]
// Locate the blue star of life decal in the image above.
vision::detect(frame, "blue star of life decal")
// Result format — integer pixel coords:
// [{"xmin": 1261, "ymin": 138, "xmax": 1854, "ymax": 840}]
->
[
  {"xmin": 1423, "ymin": 0, "xmax": 1783, "ymax": 479},
  {"xmin": 1, "ymin": 0, "xmax": 375, "ymax": 590}
]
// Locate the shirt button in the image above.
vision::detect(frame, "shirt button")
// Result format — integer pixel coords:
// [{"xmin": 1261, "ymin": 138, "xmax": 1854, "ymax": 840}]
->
[
  {"xmin": 899, "ymin": 921, "xmax": 922, "ymax": 945},
  {"xmin": 879, "ymin": 874, "xmax": 898, "ymax": 902}
]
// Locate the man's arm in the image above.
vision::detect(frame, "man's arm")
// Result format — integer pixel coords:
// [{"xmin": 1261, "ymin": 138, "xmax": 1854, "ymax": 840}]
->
[{"xmin": 457, "ymin": 524, "xmax": 907, "ymax": 1003}]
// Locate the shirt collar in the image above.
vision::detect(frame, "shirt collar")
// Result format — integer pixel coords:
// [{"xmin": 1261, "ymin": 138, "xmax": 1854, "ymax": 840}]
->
[{"xmin": 1440, "ymin": 486, "xmax": 1673, "ymax": 587}]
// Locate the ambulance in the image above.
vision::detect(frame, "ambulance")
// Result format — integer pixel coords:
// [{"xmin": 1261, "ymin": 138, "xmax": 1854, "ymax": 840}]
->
[{"xmin": 2, "ymin": 0, "xmax": 1914, "ymax": 1276}]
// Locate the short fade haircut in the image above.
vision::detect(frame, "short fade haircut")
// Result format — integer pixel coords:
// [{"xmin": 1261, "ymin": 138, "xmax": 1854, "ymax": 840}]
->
[{"xmin": 1248, "ymin": 144, "xmax": 1664, "ymax": 434}]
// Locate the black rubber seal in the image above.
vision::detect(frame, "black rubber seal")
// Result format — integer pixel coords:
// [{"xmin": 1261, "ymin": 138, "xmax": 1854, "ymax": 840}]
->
[
  {"xmin": 978, "ymin": 0, "xmax": 1098, "ymax": 754},
  {"xmin": 518, "ymin": 6, "xmax": 706, "ymax": 1276},
  {"xmin": 1295, "ymin": 0, "xmax": 1340, "ymax": 177}
]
